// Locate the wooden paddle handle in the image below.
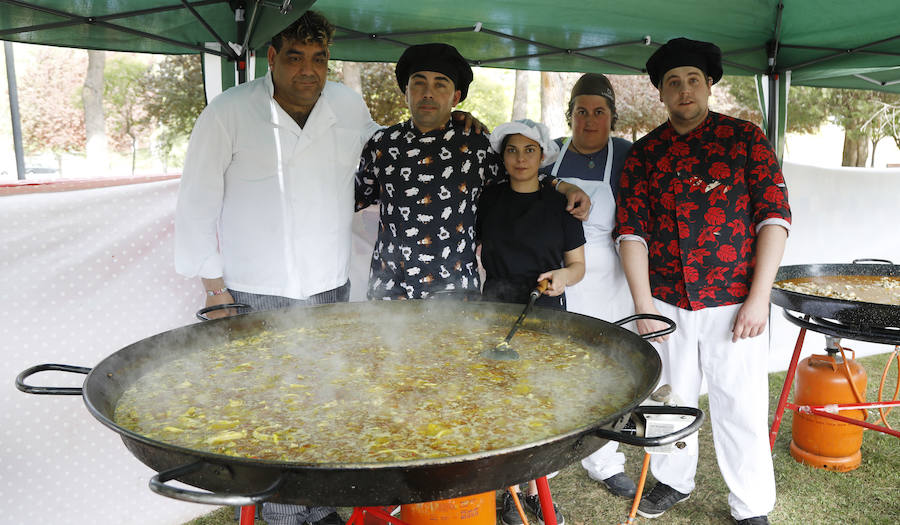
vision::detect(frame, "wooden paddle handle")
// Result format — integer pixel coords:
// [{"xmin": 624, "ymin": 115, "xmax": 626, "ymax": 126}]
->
[{"xmin": 529, "ymin": 279, "xmax": 550, "ymax": 301}]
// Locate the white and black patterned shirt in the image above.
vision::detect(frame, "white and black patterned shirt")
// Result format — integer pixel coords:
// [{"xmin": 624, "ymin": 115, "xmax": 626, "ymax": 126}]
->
[{"xmin": 355, "ymin": 118, "xmax": 501, "ymax": 299}]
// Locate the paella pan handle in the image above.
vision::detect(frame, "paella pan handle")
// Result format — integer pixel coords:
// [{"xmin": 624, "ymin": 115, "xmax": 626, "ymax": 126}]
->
[
  {"xmin": 15, "ymin": 364, "xmax": 91, "ymax": 395},
  {"xmin": 150, "ymin": 461, "xmax": 283, "ymax": 505},
  {"xmin": 195, "ymin": 303, "xmax": 251, "ymax": 321},
  {"xmin": 851, "ymin": 258, "xmax": 894, "ymax": 265},
  {"xmin": 613, "ymin": 314, "xmax": 676, "ymax": 340},
  {"xmin": 592, "ymin": 405, "xmax": 704, "ymax": 447}
]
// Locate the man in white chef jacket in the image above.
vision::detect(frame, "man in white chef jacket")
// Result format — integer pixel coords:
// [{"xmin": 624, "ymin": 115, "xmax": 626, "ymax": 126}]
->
[{"xmin": 174, "ymin": 10, "xmax": 373, "ymax": 525}]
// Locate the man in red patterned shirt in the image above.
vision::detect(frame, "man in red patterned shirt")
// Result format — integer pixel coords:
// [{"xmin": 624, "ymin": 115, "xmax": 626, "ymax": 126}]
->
[{"xmin": 614, "ymin": 38, "xmax": 790, "ymax": 525}]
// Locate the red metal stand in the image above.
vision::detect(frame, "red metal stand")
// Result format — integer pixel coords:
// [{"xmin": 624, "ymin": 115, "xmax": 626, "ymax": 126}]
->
[
  {"xmin": 241, "ymin": 478, "xmax": 560, "ymax": 525},
  {"xmin": 534, "ymin": 476, "xmax": 557, "ymax": 525},
  {"xmin": 346, "ymin": 506, "xmax": 404, "ymax": 525},
  {"xmin": 769, "ymin": 326, "xmax": 900, "ymax": 450},
  {"xmin": 239, "ymin": 505, "xmax": 256, "ymax": 525},
  {"xmin": 769, "ymin": 326, "xmax": 808, "ymax": 449}
]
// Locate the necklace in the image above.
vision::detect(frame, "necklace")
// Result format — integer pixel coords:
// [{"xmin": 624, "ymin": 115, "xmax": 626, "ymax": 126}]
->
[{"xmin": 570, "ymin": 143, "xmax": 599, "ymax": 169}]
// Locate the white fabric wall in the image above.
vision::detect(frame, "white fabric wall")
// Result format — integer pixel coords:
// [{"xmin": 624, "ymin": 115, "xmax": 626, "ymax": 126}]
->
[
  {"xmin": 1, "ymin": 180, "xmax": 209, "ymax": 525},
  {"xmin": 2, "ymin": 161, "xmax": 898, "ymax": 524},
  {"xmin": 769, "ymin": 161, "xmax": 900, "ymax": 371}
]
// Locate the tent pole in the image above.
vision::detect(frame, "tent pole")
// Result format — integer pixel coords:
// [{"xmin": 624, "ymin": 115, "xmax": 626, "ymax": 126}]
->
[
  {"xmin": 236, "ymin": 2, "xmax": 248, "ymax": 84},
  {"xmin": 4, "ymin": 41, "xmax": 25, "ymax": 180},
  {"xmin": 767, "ymin": 73, "xmax": 777, "ymax": 144}
]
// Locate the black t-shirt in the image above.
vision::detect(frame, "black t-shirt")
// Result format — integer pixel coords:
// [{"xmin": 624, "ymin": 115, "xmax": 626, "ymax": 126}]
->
[{"xmin": 476, "ymin": 182, "xmax": 586, "ymax": 309}]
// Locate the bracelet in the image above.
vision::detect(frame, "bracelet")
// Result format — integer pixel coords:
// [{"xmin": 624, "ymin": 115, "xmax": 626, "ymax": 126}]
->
[{"xmin": 206, "ymin": 287, "xmax": 228, "ymax": 297}]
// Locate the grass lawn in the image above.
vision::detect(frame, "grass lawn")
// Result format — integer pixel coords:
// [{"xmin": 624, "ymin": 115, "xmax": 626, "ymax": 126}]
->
[{"xmin": 186, "ymin": 351, "xmax": 900, "ymax": 525}]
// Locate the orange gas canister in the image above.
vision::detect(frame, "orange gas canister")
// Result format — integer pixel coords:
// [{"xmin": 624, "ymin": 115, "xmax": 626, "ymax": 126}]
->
[
  {"xmin": 400, "ymin": 492, "xmax": 496, "ymax": 525},
  {"xmin": 790, "ymin": 352, "xmax": 867, "ymax": 471}
]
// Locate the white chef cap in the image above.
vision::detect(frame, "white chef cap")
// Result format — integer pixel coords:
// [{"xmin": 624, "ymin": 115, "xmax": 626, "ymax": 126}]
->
[{"xmin": 489, "ymin": 119, "xmax": 560, "ymax": 167}]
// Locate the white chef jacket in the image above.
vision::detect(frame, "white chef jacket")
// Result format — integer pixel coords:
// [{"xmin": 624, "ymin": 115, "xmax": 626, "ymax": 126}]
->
[{"xmin": 175, "ymin": 73, "xmax": 380, "ymax": 299}]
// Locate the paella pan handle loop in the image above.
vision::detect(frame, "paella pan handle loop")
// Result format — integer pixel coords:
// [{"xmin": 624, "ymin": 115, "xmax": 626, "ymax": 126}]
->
[
  {"xmin": 15, "ymin": 364, "xmax": 91, "ymax": 395},
  {"xmin": 150, "ymin": 461, "xmax": 282, "ymax": 505},
  {"xmin": 852, "ymin": 258, "xmax": 894, "ymax": 265},
  {"xmin": 196, "ymin": 303, "xmax": 251, "ymax": 321},
  {"xmin": 592, "ymin": 406, "xmax": 704, "ymax": 446},
  {"xmin": 613, "ymin": 314, "xmax": 676, "ymax": 340}
]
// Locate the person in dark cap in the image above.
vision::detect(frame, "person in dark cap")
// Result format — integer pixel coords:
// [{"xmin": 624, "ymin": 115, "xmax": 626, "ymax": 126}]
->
[
  {"xmin": 355, "ymin": 43, "xmax": 590, "ymax": 300},
  {"xmin": 533, "ymin": 73, "xmax": 638, "ymax": 501},
  {"xmin": 614, "ymin": 37, "xmax": 790, "ymax": 525}
]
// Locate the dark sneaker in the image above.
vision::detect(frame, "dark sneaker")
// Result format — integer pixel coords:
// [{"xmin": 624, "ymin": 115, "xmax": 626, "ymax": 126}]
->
[
  {"xmin": 307, "ymin": 511, "xmax": 344, "ymax": 525},
  {"xmin": 636, "ymin": 482, "xmax": 690, "ymax": 518},
  {"xmin": 523, "ymin": 494, "xmax": 565, "ymax": 525},
  {"xmin": 595, "ymin": 472, "xmax": 637, "ymax": 498},
  {"xmin": 500, "ymin": 491, "xmax": 524, "ymax": 525},
  {"xmin": 736, "ymin": 517, "xmax": 769, "ymax": 525}
]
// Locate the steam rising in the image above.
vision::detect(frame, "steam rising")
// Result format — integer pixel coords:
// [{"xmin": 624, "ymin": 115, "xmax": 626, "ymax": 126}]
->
[{"xmin": 113, "ymin": 301, "xmax": 638, "ymax": 464}]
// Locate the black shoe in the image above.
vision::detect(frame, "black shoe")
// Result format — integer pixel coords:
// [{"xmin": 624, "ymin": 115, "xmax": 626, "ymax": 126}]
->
[
  {"xmin": 736, "ymin": 517, "xmax": 769, "ymax": 525},
  {"xmin": 636, "ymin": 482, "xmax": 690, "ymax": 519},
  {"xmin": 307, "ymin": 511, "xmax": 344, "ymax": 525},
  {"xmin": 596, "ymin": 472, "xmax": 637, "ymax": 498},
  {"xmin": 499, "ymin": 492, "xmax": 524, "ymax": 525},
  {"xmin": 523, "ymin": 494, "xmax": 565, "ymax": 525}
]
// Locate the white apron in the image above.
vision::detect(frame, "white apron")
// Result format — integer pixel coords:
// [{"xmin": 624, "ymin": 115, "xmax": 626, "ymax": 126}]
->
[{"xmin": 552, "ymin": 137, "xmax": 632, "ymax": 322}]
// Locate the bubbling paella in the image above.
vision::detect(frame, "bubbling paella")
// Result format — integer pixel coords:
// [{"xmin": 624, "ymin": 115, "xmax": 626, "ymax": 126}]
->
[
  {"xmin": 114, "ymin": 319, "xmax": 636, "ymax": 464},
  {"xmin": 774, "ymin": 275, "xmax": 900, "ymax": 305}
]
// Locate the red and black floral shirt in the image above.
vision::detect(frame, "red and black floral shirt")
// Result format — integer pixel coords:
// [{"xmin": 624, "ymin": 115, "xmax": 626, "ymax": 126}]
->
[{"xmin": 613, "ymin": 112, "xmax": 791, "ymax": 310}]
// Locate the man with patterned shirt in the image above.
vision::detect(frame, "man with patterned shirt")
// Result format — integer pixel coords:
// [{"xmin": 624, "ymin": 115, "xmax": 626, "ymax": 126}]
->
[
  {"xmin": 356, "ymin": 43, "xmax": 589, "ymax": 300},
  {"xmin": 614, "ymin": 38, "xmax": 790, "ymax": 525}
]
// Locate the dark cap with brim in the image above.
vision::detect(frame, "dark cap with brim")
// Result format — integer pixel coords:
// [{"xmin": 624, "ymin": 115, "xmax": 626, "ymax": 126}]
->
[
  {"xmin": 570, "ymin": 73, "xmax": 616, "ymax": 106},
  {"xmin": 646, "ymin": 37, "xmax": 723, "ymax": 88},
  {"xmin": 395, "ymin": 43, "xmax": 474, "ymax": 102}
]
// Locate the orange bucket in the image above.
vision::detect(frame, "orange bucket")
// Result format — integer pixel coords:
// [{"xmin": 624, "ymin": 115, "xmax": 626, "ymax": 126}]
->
[{"xmin": 400, "ymin": 492, "xmax": 496, "ymax": 525}]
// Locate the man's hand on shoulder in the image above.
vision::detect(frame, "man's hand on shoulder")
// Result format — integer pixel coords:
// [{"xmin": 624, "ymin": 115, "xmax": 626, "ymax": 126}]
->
[
  {"xmin": 556, "ymin": 180, "xmax": 591, "ymax": 221},
  {"xmin": 451, "ymin": 110, "xmax": 488, "ymax": 135}
]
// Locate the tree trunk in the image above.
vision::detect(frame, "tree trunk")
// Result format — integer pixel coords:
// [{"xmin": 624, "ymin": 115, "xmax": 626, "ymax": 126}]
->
[
  {"xmin": 83, "ymin": 50, "xmax": 108, "ymax": 175},
  {"xmin": 342, "ymin": 61, "xmax": 363, "ymax": 96},
  {"xmin": 130, "ymin": 134, "xmax": 137, "ymax": 176},
  {"xmin": 540, "ymin": 72, "xmax": 566, "ymax": 138},
  {"xmin": 841, "ymin": 133, "xmax": 868, "ymax": 167},
  {"xmin": 870, "ymin": 138, "xmax": 878, "ymax": 167},
  {"xmin": 511, "ymin": 70, "xmax": 529, "ymax": 120}
]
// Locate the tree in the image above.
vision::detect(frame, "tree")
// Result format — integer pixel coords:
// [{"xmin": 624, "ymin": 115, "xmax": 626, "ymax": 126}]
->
[
  {"xmin": 329, "ymin": 61, "xmax": 409, "ymax": 126},
  {"xmin": 721, "ymin": 76, "xmax": 827, "ymax": 134},
  {"xmin": 18, "ymin": 47, "xmax": 88, "ymax": 170},
  {"xmin": 540, "ymin": 72, "xmax": 566, "ymax": 138},
  {"xmin": 822, "ymin": 89, "xmax": 883, "ymax": 167},
  {"xmin": 105, "ymin": 56, "xmax": 152, "ymax": 175},
  {"xmin": 511, "ymin": 70, "xmax": 529, "ymax": 120},
  {"xmin": 142, "ymin": 55, "xmax": 205, "ymax": 170},
  {"xmin": 457, "ymin": 68, "xmax": 514, "ymax": 131},
  {"xmin": 340, "ymin": 61, "xmax": 362, "ymax": 95},
  {"xmin": 609, "ymin": 74, "xmax": 668, "ymax": 141},
  {"xmin": 83, "ymin": 50, "xmax": 108, "ymax": 173}
]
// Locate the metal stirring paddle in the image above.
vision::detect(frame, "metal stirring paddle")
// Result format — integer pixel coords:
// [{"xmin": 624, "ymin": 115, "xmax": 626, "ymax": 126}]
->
[{"xmin": 482, "ymin": 279, "xmax": 550, "ymax": 361}]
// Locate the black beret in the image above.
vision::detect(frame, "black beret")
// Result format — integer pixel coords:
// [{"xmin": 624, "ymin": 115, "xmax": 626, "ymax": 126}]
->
[
  {"xmin": 646, "ymin": 37, "xmax": 723, "ymax": 88},
  {"xmin": 395, "ymin": 43, "xmax": 474, "ymax": 102}
]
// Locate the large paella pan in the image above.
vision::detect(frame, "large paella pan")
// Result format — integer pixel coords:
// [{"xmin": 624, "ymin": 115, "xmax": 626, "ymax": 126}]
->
[{"xmin": 17, "ymin": 300, "xmax": 701, "ymax": 507}]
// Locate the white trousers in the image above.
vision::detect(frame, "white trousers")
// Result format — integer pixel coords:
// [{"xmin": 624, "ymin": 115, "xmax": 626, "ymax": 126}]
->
[
  {"xmin": 581, "ymin": 441, "xmax": 626, "ymax": 480},
  {"xmin": 650, "ymin": 299, "xmax": 776, "ymax": 520}
]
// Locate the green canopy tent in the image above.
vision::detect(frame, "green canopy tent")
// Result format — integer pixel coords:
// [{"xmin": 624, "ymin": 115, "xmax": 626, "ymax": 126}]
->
[
  {"xmin": 312, "ymin": 0, "xmax": 900, "ymax": 159},
  {"xmin": 3, "ymin": 0, "xmax": 900, "ymax": 166}
]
